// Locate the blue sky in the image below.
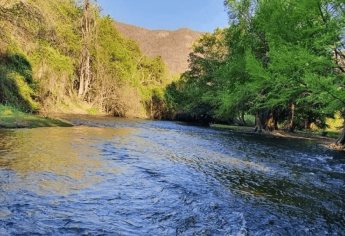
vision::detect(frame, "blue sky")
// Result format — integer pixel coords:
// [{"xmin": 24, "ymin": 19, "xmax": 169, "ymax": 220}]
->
[{"xmin": 97, "ymin": 0, "xmax": 229, "ymax": 32}]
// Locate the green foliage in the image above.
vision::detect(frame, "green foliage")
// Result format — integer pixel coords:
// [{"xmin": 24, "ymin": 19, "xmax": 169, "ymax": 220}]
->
[
  {"xmin": 31, "ymin": 43, "xmax": 74, "ymax": 74},
  {"xmin": 0, "ymin": 51, "xmax": 38, "ymax": 112},
  {"xmin": 91, "ymin": 16, "xmax": 169, "ymax": 117},
  {"xmin": 169, "ymin": 0, "xmax": 345, "ymax": 134},
  {"xmin": 166, "ymin": 29, "xmax": 228, "ymax": 121},
  {"xmin": 0, "ymin": 104, "xmax": 72, "ymax": 128},
  {"xmin": 95, "ymin": 17, "xmax": 139, "ymax": 82},
  {"xmin": 0, "ymin": 0, "xmax": 170, "ymax": 118}
]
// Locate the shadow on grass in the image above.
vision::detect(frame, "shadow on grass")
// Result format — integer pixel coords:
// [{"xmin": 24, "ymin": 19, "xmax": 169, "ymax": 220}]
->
[{"xmin": 0, "ymin": 52, "xmax": 36, "ymax": 112}]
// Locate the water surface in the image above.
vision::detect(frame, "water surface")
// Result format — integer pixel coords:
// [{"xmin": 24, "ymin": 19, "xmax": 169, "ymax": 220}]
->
[{"xmin": 0, "ymin": 116, "xmax": 344, "ymax": 235}]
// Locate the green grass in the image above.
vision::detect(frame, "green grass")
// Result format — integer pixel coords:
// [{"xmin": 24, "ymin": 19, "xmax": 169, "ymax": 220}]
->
[
  {"xmin": 211, "ymin": 123, "xmax": 340, "ymax": 140},
  {"xmin": 0, "ymin": 105, "xmax": 73, "ymax": 128},
  {"xmin": 87, "ymin": 107, "xmax": 101, "ymax": 115},
  {"xmin": 210, "ymin": 124, "xmax": 256, "ymax": 133},
  {"xmin": 305, "ymin": 130, "xmax": 340, "ymax": 139}
]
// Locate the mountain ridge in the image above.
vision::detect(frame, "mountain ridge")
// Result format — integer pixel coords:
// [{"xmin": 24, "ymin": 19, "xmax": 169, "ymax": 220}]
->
[{"xmin": 114, "ymin": 21, "xmax": 204, "ymax": 74}]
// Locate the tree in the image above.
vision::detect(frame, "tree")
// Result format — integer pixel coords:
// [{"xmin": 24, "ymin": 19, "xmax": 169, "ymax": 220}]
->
[
  {"xmin": 165, "ymin": 29, "xmax": 228, "ymax": 123},
  {"xmin": 78, "ymin": 0, "xmax": 96, "ymax": 99},
  {"xmin": 169, "ymin": 0, "xmax": 345, "ymax": 145}
]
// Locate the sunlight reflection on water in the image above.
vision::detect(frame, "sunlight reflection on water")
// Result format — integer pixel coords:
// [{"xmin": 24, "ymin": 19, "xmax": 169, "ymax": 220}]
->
[
  {"xmin": 0, "ymin": 117, "xmax": 344, "ymax": 235},
  {"xmin": 0, "ymin": 127, "xmax": 130, "ymax": 195}
]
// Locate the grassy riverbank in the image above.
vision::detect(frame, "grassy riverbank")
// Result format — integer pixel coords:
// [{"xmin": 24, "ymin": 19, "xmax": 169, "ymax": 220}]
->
[
  {"xmin": 0, "ymin": 105, "xmax": 73, "ymax": 128},
  {"xmin": 211, "ymin": 124, "xmax": 344, "ymax": 151}
]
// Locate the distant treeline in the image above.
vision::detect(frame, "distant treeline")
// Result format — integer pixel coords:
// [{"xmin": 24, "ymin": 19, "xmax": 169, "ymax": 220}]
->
[{"xmin": 166, "ymin": 0, "xmax": 345, "ymax": 145}]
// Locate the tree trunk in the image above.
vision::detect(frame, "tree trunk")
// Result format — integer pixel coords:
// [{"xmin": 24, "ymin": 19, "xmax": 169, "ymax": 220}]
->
[
  {"xmin": 288, "ymin": 103, "xmax": 295, "ymax": 132},
  {"xmin": 304, "ymin": 119, "xmax": 312, "ymax": 130},
  {"xmin": 274, "ymin": 118, "xmax": 278, "ymax": 130},
  {"xmin": 83, "ymin": 52, "xmax": 91, "ymax": 98},
  {"xmin": 336, "ymin": 119, "xmax": 345, "ymax": 146},
  {"xmin": 336, "ymin": 128, "xmax": 345, "ymax": 146},
  {"xmin": 266, "ymin": 110, "xmax": 277, "ymax": 131},
  {"xmin": 78, "ymin": 63, "xmax": 85, "ymax": 97},
  {"xmin": 240, "ymin": 112, "xmax": 246, "ymax": 126},
  {"xmin": 78, "ymin": 0, "xmax": 93, "ymax": 99},
  {"xmin": 254, "ymin": 112, "xmax": 263, "ymax": 133},
  {"xmin": 150, "ymin": 97, "xmax": 153, "ymax": 119}
]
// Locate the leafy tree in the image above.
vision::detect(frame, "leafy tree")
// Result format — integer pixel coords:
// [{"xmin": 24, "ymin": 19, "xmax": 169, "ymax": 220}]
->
[
  {"xmin": 168, "ymin": 0, "xmax": 345, "ymax": 145},
  {"xmin": 166, "ymin": 29, "xmax": 228, "ymax": 123}
]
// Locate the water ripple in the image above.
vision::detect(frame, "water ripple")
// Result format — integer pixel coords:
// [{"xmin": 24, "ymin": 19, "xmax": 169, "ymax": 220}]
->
[{"xmin": 0, "ymin": 116, "xmax": 344, "ymax": 235}]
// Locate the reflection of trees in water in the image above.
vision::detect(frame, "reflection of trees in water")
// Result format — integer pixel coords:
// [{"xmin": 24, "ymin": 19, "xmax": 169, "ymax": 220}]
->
[{"xmin": 0, "ymin": 127, "xmax": 131, "ymax": 195}]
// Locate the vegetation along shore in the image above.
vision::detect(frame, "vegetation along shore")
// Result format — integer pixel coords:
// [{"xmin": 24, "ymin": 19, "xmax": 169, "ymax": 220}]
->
[{"xmin": 0, "ymin": 0, "xmax": 344, "ymax": 149}]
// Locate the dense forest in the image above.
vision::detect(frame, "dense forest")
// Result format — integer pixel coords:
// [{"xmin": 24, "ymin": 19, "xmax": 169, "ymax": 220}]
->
[
  {"xmin": 0, "ymin": 0, "xmax": 169, "ymax": 118},
  {"xmin": 166, "ymin": 0, "xmax": 345, "ymax": 146}
]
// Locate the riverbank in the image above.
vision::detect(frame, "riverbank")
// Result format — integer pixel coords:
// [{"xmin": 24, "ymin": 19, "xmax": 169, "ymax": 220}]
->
[
  {"xmin": 0, "ymin": 105, "xmax": 73, "ymax": 128},
  {"xmin": 211, "ymin": 124, "xmax": 344, "ymax": 151}
]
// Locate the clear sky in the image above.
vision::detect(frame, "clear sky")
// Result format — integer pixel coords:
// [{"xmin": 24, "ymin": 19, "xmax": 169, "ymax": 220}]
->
[{"xmin": 97, "ymin": 0, "xmax": 229, "ymax": 32}]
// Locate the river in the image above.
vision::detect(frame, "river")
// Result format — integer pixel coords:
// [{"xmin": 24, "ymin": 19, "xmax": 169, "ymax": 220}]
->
[{"xmin": 0, "ymin": 115, "xmax": 344, "ymax": 235}]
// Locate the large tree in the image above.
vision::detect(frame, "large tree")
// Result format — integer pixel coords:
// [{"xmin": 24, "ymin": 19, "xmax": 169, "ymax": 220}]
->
[{"xmin": 169, "ymin": 0, "xmax": 345, "ymax": 145}]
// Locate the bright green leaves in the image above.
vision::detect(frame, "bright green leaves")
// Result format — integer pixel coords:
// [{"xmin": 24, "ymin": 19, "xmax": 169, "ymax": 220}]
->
[{"xmin": 170, "ymin": 0, "xmax": 344, "ymax": 131}]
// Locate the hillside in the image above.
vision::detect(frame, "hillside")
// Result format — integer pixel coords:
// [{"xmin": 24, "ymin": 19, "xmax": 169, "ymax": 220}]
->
[
  {"xmin": 0, "ymin": 0, "xmax": 170, "ymax": 118},
  {"xmin": 114, "ymin": 21, "xmax": 203, "ymax": 75}
]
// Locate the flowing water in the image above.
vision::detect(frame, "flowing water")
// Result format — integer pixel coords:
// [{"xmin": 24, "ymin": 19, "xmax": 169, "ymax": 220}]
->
[{"xmin": 0, "ymin": 115, "xmax": 344, "ymax": 235}]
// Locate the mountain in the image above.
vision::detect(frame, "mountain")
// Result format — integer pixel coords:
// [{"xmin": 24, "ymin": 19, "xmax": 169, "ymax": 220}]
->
[{"xmin": 114, "ymin": 21, "xmax": 204, "ymax": 75}]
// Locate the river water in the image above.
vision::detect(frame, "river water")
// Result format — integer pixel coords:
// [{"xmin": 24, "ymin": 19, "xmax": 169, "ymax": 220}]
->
[{"xmin": 0, "ymin": 115, "xmax": 344, "ymax": 235}]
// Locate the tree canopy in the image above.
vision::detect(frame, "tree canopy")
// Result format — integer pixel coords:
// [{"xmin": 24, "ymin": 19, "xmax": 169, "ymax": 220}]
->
[{"xmin": 167, "ymin": 0, "xmax": 345, "ymax": 144}]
